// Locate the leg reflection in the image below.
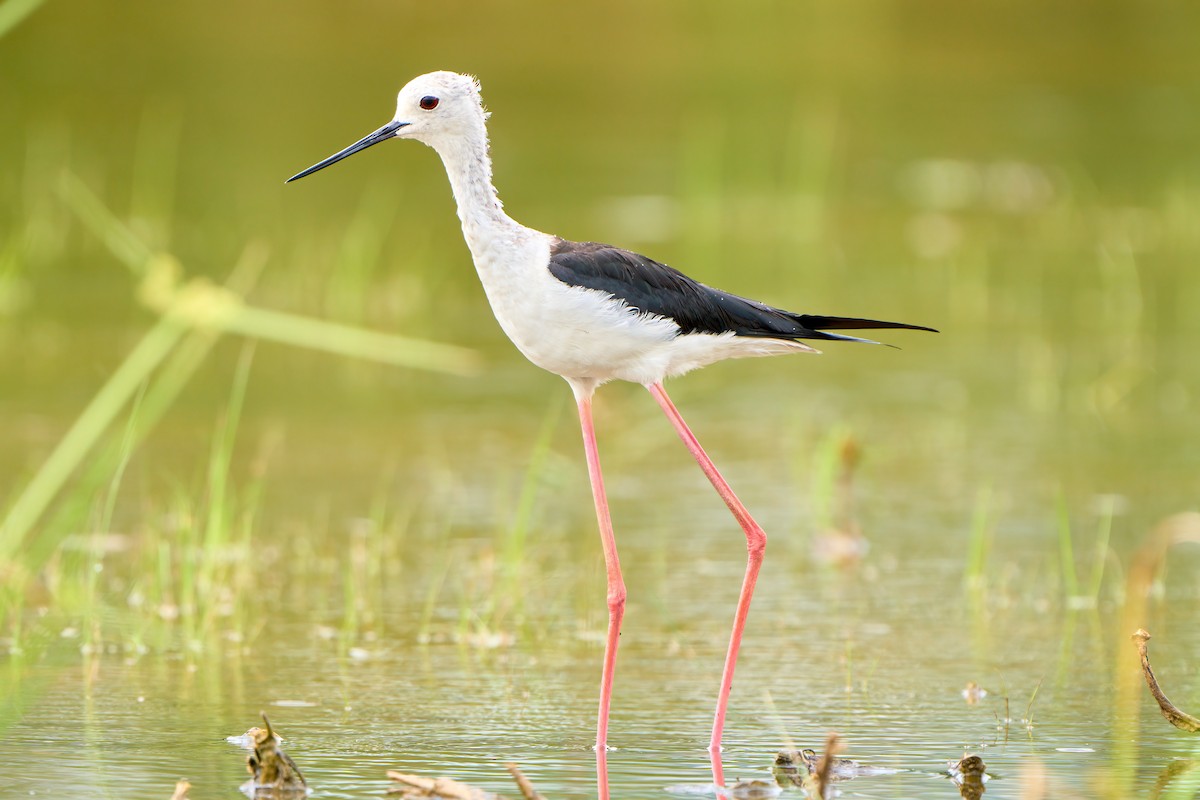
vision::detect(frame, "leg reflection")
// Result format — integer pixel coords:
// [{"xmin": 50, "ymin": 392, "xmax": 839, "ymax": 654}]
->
[
  {"xmin": 597, "ymin": 743, "xmax": 610, "ymax": 800},
  {"xmin": 710, "ymin": 747, "xmax": 726, "ymax": 788}
]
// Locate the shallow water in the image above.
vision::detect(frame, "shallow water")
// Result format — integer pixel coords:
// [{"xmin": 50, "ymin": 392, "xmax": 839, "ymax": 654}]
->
[
  {"xmin": 4, "ymin": 530, "xmax": 1200, "ymax": 798},
  {"xmin": 3, "ymin": 1, "xmax": 1200, "ymax": 798}
]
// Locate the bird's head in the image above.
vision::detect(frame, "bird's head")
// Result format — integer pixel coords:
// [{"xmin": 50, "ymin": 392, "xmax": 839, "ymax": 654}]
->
[
  {"xmin": 286, "ymin": 70, "xmax": 487, "ymax": 183},
  {"xmin": 393, "ymin": 71, "xmax": 488, "ymax": 146}
]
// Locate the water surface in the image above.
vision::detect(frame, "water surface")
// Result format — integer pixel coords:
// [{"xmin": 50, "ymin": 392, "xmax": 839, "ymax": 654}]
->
[{"xmin": 2, "ymin": 1, "xmax": 1200, "ymax": 797}]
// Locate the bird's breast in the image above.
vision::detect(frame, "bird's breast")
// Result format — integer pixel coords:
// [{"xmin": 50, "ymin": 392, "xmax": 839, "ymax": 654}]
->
[{"xmin": 466, "ymin": 232, "xmax": 679, "ymax": 382}]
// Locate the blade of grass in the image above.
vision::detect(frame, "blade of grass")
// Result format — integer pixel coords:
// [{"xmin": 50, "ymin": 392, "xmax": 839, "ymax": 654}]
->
[
  {"xmin": 59, "ymin": 171, "xmax": 155, "ymax": 276},
  {"xmin": 223, "ymin": 304, "xmax": 478, "ymax": 375},
  {"xmin": 96, "ymin": 384, "xmax": 147, "ymax": 537},
  {"xmin": 0, "ymin": 315, "xmax": 187, "ymax": 558},
  {"xmin": 44, "ymin": 236, "xmax": 266, "ymax": 540},
  {"xmin": 32, "ymin": 328, "xmax": 221, "ymax": 570},
  {"xmin": 503, "ymin": 394, "xmax": 565, "ymax": 581},
  {"xmin": 418, "ymin": 536, "xmax": 455, "ymax": 643},
  {"xmin": 1056, "ymin": 494, "xmax": 1080, "ymax": 600},
  {"xmin": 0, "ymin": 0, "xmax": 45, "ymax": 39},
  {"xmin": 1086, "ymin": 495, "xmax": 1115, "ymax": 600},
  {"xmin": 60, "ymin": 172, "xmax": 479, "ymax": 374},
  {"xmin": 809, "ymin": 424, "xmax": 849, "ymax": 533},
  {"xmin": 193, "ymin": 344, "xmax": 256, "ymax": 641},
  {"xmin": 963, "ymin": 485, "xmax": 991, "ymax": 590}
]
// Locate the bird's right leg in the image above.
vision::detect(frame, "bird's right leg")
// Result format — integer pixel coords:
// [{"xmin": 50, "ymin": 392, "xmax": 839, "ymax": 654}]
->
[
  {"xmin": 570, "ymin": 380, "xmax": 625, "ymax": 800},
  {"xmin": 647, "ymin": 381, "xmax": 766, "ymax": 780}
]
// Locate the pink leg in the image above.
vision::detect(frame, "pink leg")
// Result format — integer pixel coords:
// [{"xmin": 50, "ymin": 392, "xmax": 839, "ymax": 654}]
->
[
  {"xmin": 647, "ymin": 382, "xmax": 766, "ymax": 768},
  {"xmin": 573, "ymin": 385, "xmax": 625, "ymax": 800}
]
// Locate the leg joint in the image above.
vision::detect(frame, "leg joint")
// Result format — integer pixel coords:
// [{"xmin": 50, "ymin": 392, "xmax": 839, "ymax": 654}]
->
[
  {"xmin": 607, "ymin": 580, "xmax": 627, "ymax": 613},
  {"xmin": 746, "ymin": 526, "xmax": 767, "ymax": 559}
]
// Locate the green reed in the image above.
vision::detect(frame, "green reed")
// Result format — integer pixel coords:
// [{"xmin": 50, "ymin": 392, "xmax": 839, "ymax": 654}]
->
[
  {"xmin": 0, "ymin": 0, "xmax": 44, "ymax": 39},
  {"xmin": 0, "ymin": 173, "xmax": 478, "ymax": 623},
  {"xmin": 1056, "ymin": 493, "xmax": 1118, "ymax": 610},
  {"xmin": 963, "ymin": 485, "xmax": 992, "ymax": 592}
]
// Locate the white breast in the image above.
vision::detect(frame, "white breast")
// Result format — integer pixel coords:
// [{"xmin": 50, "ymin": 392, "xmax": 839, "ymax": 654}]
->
[
  {"xmin": 462, "ymin": 227, "xmax": 819, "ymax": 386},
  {"xmin": 463, "ymin": 228, "xmax": 674, "ymax": 381}
]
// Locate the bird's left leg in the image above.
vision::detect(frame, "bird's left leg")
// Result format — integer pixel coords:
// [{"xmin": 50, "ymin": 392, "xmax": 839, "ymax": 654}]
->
[
  {"xmin": 646, "ymin": 381, "xmax": 767, "ymax": 780},
  {"xmin": 569, "ymin": 378, "xmax": 624, "ymax": 800}
]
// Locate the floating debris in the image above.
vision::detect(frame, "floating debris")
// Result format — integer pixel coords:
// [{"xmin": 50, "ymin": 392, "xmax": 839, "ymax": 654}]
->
[
  {"xmin": 386, "ymin": 764, "xmax": 543, "ymax": 800},
  {"xmin": 962, "ymin": 682, "xmax": 988, "ymax": 704},
  {"xmin": 1132, "ymin": 629, "xmax": 1200, "ymax": 732},
  {"xmin": 820, "ymin": 747, "xmax": 865, "ymax": 779},
  {"xmin": 387, "ymin": 770, "xmax": 496, "ymax": 800},
  {"xmin": 727, "ymin": 778, "xmax": 782, "ymax": 799},
  {"xmin": 243, "ymin": 714, "xmax": 307, "ymax": 797},
  {"xmin": 773, "ymin": 744, "xmax": 898, "ymax": 788},
  {"xmin": 771, "ymin": 750, "xmax": 807, "ymax": 788},
  {"xmin": 170, "ymin": 778, "xmax": 191, "ymax": 800},
  {"xmin": 227, "ymin": 726, "xmax": 283, "ymax": 750},
  {"xmin": 662, "ymin": 783, "xmax": 720, "ymax": 796},
  {"xmin": 948, "ymin": 755, "xmax": 988, "ymax": 799}
]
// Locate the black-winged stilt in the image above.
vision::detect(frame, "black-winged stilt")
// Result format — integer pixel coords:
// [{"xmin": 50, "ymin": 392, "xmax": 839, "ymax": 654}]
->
[{"xmin": 287, "ymin": 71, "xmax": 935, "ymax": 793}]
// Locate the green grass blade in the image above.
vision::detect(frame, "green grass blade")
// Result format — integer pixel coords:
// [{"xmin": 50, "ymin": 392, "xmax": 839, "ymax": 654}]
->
[
  {"xmin": 503, "ymin": 394, "xmax": 564, "ymax": 583},
  {"xmin": 60, "ymin": 172, "xmax": 479, "ymax": 374},
  {"xmin": 32, "ymin": 329, "xmax": 220, "ymax": 570},
  {"xmin": 0, "ymin": 316, "xmax": 186, "ymax": 558},
  {"xmin": 58, "ymin": 171, "xmax": 154, "ymax": 275},
  {"xmin": 1056, "ymin": 494, "xmax": 1080, "ymax": 599},
  {"xmin": 963, "ymin": 485, "xmax": 991, "ymax": 589},
  {"xmin": 224, "ymin": 304, "xmax": 479, "ymax": 375},
  {"xmin": 0, "ymin": 0, "xmax": 45, "ymax": 39},
  {"xmin": 1086, "ymin": 495, "xmax": 1115, "ymax": 600},
  {"xmin": 96, "ymin": 384, "xmax": 147, "ymax": 536}
]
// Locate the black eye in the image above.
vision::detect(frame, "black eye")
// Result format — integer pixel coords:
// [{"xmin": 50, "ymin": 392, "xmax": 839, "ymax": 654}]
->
[{"xmin": 419, "ymin": 95, "xmax": 439, "ymax": 110}]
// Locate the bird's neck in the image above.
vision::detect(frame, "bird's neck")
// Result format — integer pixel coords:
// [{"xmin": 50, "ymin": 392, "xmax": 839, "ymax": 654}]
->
[{"xmin": 434, "ymin": 126, "xmax": 523, "ymax": 253}]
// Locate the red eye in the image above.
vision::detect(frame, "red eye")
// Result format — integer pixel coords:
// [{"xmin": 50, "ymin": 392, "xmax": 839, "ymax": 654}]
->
[{"xmin": 419, "ymin": 95, "xmax": 439, "ymax": 110}]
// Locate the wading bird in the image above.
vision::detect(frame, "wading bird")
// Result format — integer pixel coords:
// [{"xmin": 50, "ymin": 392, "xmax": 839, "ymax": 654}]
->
[{"xmin": 287, "ymin": 71, "xmax": 934, "ymax": 794}]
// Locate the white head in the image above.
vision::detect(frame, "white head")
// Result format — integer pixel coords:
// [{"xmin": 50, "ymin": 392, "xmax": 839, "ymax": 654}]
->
[
  {"xmin": 392, "ymin": 71, "xmax": 488, "ymax": 147},
  {"xmin": 286, "ymin": 71, "xmax": 489, "ymax": 183}
]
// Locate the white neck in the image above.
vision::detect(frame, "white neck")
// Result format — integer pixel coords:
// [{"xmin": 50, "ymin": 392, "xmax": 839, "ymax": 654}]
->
[{"xmin": 431, "ymin": 122, "xmax": 524, "ymax": 253}]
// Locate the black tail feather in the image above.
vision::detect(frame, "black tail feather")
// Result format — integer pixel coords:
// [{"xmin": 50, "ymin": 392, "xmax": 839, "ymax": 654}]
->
[{"xmin": 797, "ymin": 314, "xmax": 938, "ymax": 334}]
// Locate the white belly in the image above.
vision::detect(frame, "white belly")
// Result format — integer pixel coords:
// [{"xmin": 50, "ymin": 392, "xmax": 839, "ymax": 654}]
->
[{"xmin": 466, "ymin": 228, "xmax": 814, "ymax": 385}]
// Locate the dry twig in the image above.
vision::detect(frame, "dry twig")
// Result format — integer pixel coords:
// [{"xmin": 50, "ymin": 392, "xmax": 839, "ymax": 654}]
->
[
  {"xmin": 504, "ymin": 763, "xmax": 544, "ymax": 800},
  {"xmin": 385, "ymin": 763, "xmax": 546, "ymax": 800},
  {"xmin": 1132, "ymin": 629, "xmax": 1200, "ymax": 732},
  {"xmin": 386, "ymin": 770, "xmax": 505, "ymax": 800},
  {"xmin": 812, "ymin": 732, "xmax": 841, "ymax": 798}
]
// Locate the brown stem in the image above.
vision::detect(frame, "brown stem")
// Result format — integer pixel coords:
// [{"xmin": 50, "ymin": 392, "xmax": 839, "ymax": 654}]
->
[
  {"xmin": 1132, "ymin": 629, "xmax": 1200, "ymax": 732},
  {"xmin": 504, "ymin": 763, "xmax": 544, "ymax": 800},
  {"xmin": 813, "ymin": 732, "xmax": 841, "ymax": 799},
  {"xmin": 385, "ymin": 770, "xmax": 502, "ymax": 800}
]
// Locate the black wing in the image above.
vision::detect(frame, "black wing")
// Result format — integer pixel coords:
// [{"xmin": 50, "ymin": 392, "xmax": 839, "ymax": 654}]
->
[{"xmin": 547, "ymin": 240, "xmax": 936, "ymax": 342}]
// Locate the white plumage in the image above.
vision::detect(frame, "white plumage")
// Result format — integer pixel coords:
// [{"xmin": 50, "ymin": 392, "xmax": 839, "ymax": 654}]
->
[{"xmin": 287, "ymin": 70, "xmax": 932, "ymax": 799}]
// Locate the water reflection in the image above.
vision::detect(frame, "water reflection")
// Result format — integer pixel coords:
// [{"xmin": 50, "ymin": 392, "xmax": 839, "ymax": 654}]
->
[
  {"xmin": 948, "ymin": 755, "xmax": 989, "ymax": 800},
  {"xmin": 1150, "ymin": 759, "xmax": 1200, "ymax": 799}
]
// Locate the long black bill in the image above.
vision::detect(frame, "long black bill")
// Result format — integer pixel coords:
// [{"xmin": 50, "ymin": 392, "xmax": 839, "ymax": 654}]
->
[{"xmin": 286, "ymin": 120, "xmax": 409, "ymax": 183}]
